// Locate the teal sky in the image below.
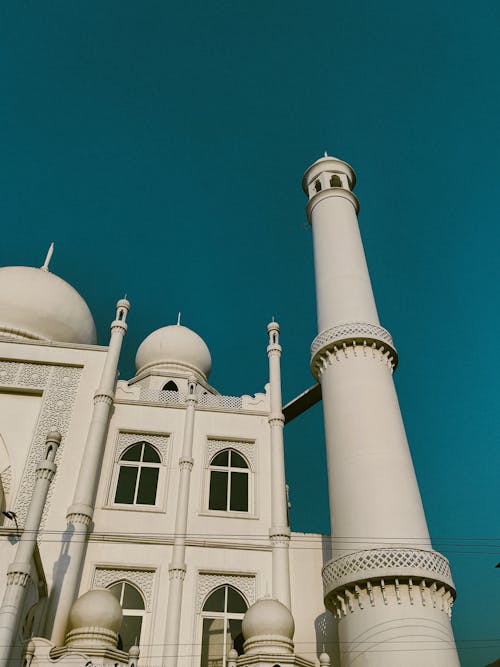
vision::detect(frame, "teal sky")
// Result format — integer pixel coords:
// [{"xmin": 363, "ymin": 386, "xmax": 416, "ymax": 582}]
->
[{"xmin": 1, "ymin": 2, "xmax": 499, "ymax": 665}]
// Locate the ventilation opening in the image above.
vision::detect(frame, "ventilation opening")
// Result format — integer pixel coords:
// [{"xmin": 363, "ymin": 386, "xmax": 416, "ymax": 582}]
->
[
  {"xmin": 162, "ymin": 380, "xmax": 178, "ymax": 392},
  {"xmin": 314, "ymin": 179, "xmax": 322, "ymax": 192},
  {"xmin": 330, "ymin": 174, "xmax": 342, "ymax": 187}
]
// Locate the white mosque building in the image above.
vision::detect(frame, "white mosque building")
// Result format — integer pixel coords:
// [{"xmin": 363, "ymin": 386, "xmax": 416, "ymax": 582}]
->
[{"xmin": 0, "ymin": 156, "xmax": 461, "ymax": 667}]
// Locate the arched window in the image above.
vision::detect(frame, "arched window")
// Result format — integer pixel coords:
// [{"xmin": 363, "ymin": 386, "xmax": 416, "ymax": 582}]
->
[
  {"xmin": 208, "ymin": 450, "xmax": 249, "ymax": 512},
  {"xmin": 201, "ymin": 585, "xmax": 247, "ymax": 667},
  {"xmin": 330, "ymin": 174, "xmax": 342, "ymax": 188},
  {"xmin": 162, "ymin": 380, "xmax": 178, "ymax": 392},
  {"xmin": 114, "ymin": 442, "xmax": 161, "ymax": 506},
  {"xmin": 108, "ymin": 581, "xmax": 145, "ymax": 652}
]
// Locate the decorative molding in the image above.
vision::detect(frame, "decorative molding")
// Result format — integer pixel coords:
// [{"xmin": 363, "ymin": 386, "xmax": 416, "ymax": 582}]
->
[
  {"xmin": 139, "ymin": 388, "xmax": 186, "ymax": 406},
  {"xmin": 115, "ymin": 431, "xmax": 170, "ymax": 462},
  {"xmin": 179, "ymin": 456, "xmax": 194, "ymax": 472},
  {"xmin": 196, "ymin": 572, "xmax": 256, "ymax": 613},
  {"xmin": 310, "ymin": 323, "xmax": 398, "ymax": 378},
  {"xmin": 0, "ymin": 361, "xmax": 82, "ymax": 526},
  {"xmin": 328, "ymin": 579, "xmax": 455, "ymax": 620},
  {"xmin": 93, "ymin": 567, "xmax": 156, "ymax": 612},
  {"xmin": 269, "ymin": 528, "xmax": 291, "ymax": 545},
  {"xmin": 198, "ymin": 394, "xmax": 243, "ymax": 410},
  {"xmin": 169, "ymin": 566, "xmax": 187, "ymax": 581},
  {"xmin": 207, "ymin": 438, "xmax": 255, "ymax": 468},
  {"xmin": 7, "ymin": 563, "xmax": 31, "ymax": 587},
  {"xmin": 66, "ymin": 511, "xmax": 92, "ymax": 527},
  {"xmin": 0, "ymin": 465, "xmax": 12, "ymax": 502},
  {"xmin": 322, "ymin": 548, "xmax": 454, "ymax": 600}
]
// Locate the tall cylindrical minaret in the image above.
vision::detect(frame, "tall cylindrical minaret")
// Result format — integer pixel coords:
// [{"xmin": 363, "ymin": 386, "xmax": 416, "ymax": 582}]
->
[
  {"xmin": 267, "ymin": 321, "xmax": 291, "ymax": 609},
  {"xmin": 0, "ymin": 431, "xmax": 61, "ymax": 666},
  {"xmin": 50, "ymin": 298, "xmax": 130, "ymax": 646},
  {"xmin": 302, "ymin": 156, "xmax": 460, "ymax": 666}
]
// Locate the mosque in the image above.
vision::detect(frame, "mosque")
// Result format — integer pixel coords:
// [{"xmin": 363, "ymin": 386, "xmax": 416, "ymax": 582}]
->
[{"xmin": 0, "ymin": 156, "xmax": 461, "ymax": 666}]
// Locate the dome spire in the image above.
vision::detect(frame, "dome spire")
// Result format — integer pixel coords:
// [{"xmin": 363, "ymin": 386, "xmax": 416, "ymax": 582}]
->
[
  {"xmin": 177, "ymin": 312, "xmax": 181, "ymax": 326},
  {"xmin": 41, "ymin": 242, "xmax": 54, "ymax": 272}
]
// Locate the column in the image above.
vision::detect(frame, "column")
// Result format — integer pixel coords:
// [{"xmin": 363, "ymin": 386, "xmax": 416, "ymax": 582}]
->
[
  {"xmin": 267, "ymin": 321, "xmax": 291, "ymax": 609},
  {"xmin": 164, "ymin": 378, "xmax": 197, "ymax": 667},
  {"xmin": 50, "ymin": 298, "xmax": 130, "ymax": 645},
  {"xmin": 0, "ymin": 431, "xmax": 61, "ymax": 666}
]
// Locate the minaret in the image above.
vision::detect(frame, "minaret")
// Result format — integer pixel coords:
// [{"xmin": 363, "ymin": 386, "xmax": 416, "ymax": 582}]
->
[
  {"xmin": 302, "ymin": 156, "xmax": 460, "ymax": 666},
  {"xmin": 50, "ymin": 298, "xmax": 130, "ymax": 645},
  {"xmin": 267, "ymin": 321, "xmax": 291, "ymax": 609},
  {"xmin": 0, "ymin": 431, "xmax": 61, "ymax": 666}
]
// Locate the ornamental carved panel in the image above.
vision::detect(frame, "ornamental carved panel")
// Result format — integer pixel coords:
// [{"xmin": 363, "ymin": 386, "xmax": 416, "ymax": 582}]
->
[
  {"xmin": 206, "ymin": 439, "xmax": 255, "ymax": 468},
  {"xmin": 0, "ymin": 360, "xmax": 82, "ymax": 526},
  {"xmin": 115, "ymin": 431, "xmax": 170, "ymax": 462},
  {"xmin": 93, "ymin": 567, "xmax": 156, "ymax": 612},
  {"xmin": 196, "ymin": 572, "xmax": 256, "ymax": 612}
]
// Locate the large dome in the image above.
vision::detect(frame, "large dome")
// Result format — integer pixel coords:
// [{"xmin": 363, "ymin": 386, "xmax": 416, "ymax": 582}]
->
[
  {"xmin": 0, "ymin": 266, "xmax": 97, "ymax": 345},
  {"xmin": 135, "ymin": 324, "xmax": 212, "ymax": 380}
]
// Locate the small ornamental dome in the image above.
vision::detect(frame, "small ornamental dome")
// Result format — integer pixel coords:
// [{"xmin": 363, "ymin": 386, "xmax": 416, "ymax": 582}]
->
[
  {"xmin": 242, "ymin": 597, "xmax": 295, "ymax": 655},
  {"xmin": 135, "ymin": 324, "xmax": 212, "ymax": 380},
  {"xmin": 68, "ymin": 588, "xmax": 123, "ymax": 634},
  {"xmin": 0, "ymin": 266, "xmax": 97, "ymax": 345}
]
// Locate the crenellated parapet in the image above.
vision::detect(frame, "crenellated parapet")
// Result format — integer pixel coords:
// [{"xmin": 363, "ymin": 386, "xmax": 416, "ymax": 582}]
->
[
  {"xmin": 310, "ymin": 322, "xmax": 398, "ymax": 378},
  {"xmin": 322, "ymin": 547, "xmax": 456, "ymax": 619}
]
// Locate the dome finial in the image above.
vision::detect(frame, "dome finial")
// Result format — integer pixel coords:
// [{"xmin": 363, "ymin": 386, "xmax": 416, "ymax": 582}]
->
[
  {"xmin": 324, "ymin": 150, "xmax": 328, "ymax": 157},
  {"xmin": 177, "ymin": 312, "xmax": 181, "ymax": 326},
  {"xmin": 41, "ymin": 242, "xmax": 54, "ymax": 272}
]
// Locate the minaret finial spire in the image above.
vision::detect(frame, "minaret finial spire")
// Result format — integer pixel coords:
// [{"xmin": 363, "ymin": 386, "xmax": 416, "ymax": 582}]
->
[
  {"xmin": 324, "ymin": 150, "xmax": 328, "ymax": 157},
  {"xmin": 41, "ymin": 242, "xmax": 54, "ymax": 272},
  {"xmin": 177, "ymin": 312, "xmax": 181, "ymax": 326}
]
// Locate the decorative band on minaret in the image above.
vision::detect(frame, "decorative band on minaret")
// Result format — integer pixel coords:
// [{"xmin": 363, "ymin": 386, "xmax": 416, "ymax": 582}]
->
[{"xmin": 302, "ymin": 156, "xmax": 460, "ymax": 666}]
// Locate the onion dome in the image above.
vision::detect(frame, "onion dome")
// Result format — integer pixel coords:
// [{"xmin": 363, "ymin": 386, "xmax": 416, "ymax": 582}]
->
[
  {"xmin": 135, "ymin": 324, "xmax": 212, "ymax": 380},
  {"xmin": 242, "ymin": 596, "xmax": 295, "ymax": 655},
  {"xmin": 0, "ymin": 266, "xmax": 97, "ymax": 345},
  {"xmin": 65, "ymin": 588, "xmax": 122, "ymax": 649}
]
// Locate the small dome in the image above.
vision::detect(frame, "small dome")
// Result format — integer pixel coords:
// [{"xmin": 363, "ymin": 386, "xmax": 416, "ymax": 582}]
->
[
  {"xmin": 242, "ymin": 597, "xmax": 295, "ymax": 642},
  {"xmin": 0, "ymin": 266, "xmax": 97, "ymax": 345},
  {"xmin": 68, "ymin": 588, "xmax": 122, "ymax": 633},
  {"xmin": 135, "ymin": 324, "xmax": 212, "ymax": 380}
]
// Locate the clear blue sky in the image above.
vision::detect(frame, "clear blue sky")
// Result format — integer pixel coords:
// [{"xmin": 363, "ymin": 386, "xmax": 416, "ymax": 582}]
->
[{"xmin": 0, "ymin": 2, "xmax": 499, "ymax": 665}]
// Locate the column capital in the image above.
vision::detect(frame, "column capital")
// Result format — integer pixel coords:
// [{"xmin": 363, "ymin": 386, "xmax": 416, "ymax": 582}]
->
[
  {"xmin": 66, "ymin": 503, "xmax": 93, "ymax": 526},
  {"xmin": 179, "ymin": 456, "xmax": 194, "ymax": 471},
  {"xmin": 35, "ymin": 461, "xmax": 57, "ymax": 481},
  {"xmin": 168, "ymin": 565, "xmax": 187, "ymax": 581},
  {"xmin": 6, "ymin": 563, "xmax": 31, "ymax": 587}
]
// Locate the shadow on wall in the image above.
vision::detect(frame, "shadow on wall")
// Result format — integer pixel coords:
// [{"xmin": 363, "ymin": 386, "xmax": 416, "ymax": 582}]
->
[
  {"xmin": 43, "ymin": 521, "xmax": 75, "ymax": 636},
  {"xmin": 315, "ymin": 534, "xmax": 340, "ymax": 666}
]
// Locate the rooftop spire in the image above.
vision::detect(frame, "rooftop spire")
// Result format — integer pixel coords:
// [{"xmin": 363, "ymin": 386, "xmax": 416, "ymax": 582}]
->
[
  {"xmin": 177, "ymin": 312, "xmax": 181, "ymax": 326},
  {"xmin": 40, "ymin": 242, "xmax": 54, "ymax": 272}
]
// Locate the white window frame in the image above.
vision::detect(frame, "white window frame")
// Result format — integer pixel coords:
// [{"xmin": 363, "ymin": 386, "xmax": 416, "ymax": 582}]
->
[
  {"xmin": 107, "ymin": 580, "xmax": 146, "ymax": 652},
  {"xmin": 109, "ymin": 441, "xmax": 166, "ymax": 512},
  {"xmin": 206, "ymin": 449, "xmax": 252, "ymax": 516},
  {"xmin": 199, "ymin": 585, "xmax": 248, "ymax": 667}
]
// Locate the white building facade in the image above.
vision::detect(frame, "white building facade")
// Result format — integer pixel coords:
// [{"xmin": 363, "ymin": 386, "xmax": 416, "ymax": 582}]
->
[{"xmin": 0, "ymin": 156, "xmax": 460, "ymax": 667}]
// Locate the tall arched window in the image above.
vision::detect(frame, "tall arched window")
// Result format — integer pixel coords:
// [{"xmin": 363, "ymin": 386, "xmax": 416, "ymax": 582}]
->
[
  {"xmin": 114, "ymin": 442, "xmax": 161, "ymax": 506},
  {"xmin": 208, "ymin": 449, "xmax": 249, "ymax": 512},
  {"xmin": 201, "ymin": 585, "xmax": 247, "ymax": 667},
  {"xmin": 108, "ymin": 581, "xmax": 145, "ymax": 652}
]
